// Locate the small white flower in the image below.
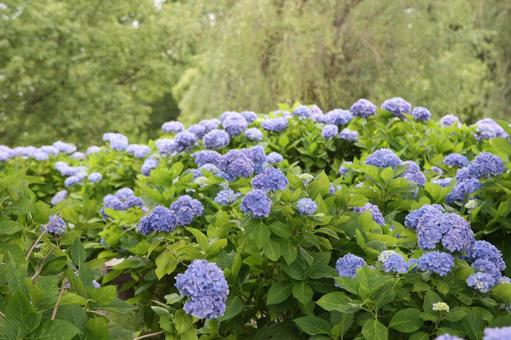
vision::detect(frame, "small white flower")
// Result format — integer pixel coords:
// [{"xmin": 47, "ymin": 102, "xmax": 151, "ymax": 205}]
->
[
  {"xmin": 432, "ymin": 302, "xmax": 450, "ymax": 312},
  {"xmin": 464, "ymin": 199, "xmax": 479, "ymax": 210}
]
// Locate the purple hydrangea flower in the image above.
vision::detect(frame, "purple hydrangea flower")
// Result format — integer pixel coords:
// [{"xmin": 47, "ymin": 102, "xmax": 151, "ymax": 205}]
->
[
  {"xmin": 86, "ymin": 146, "xmax": 101, "ymax": 155},
  {"xmin": 220, "ymin": 150, "xmax": 254, "ymax": 181},
  {"xmin": 127, "ymin": 144, "xmax": 151, "ymax": 158},
  {"xmin": 53, "ymin": 141, "xmax": 77, "ymax": 154},
  {"xmin": 155, "ymin": 138, "xmax": 177, "ymax": 155},
  {"xmin": 431, "ymin": 166, "xmax": 443, "ymax": 175},
  {"xmin": 321, "ymin": 124, "xmax": 338, "ymax": 139},
  {"xmin": 244, "ymin": 146, "xmax": 266, "ymax": 174},
  {"xmin": 444, "ymin": 153, "xmax": 469, "ymax": 167},
  {"xmin": 71, "ymin": 152, "xmax": 85, "ymax": 160},
  {"xmin": 339, "ymin": 162, "xmax": 352, "ymax": 175},
  {"xmin": 417, "ymin": 212, "xmax": 475, "ymax": 252},
  {"xmin": 170, "ymin": 195, "xmax": 204, "ymax": 226},
  {"xmin": 401, "ymin": 161, "xmax": 426, "ymax": 186},
  {"xmin": 40, "ymin": 145, "xmax": 59, "ymax": 156},
  {"xmin": 381, "ymin": 97, "xmax": 411, "ymax": 118},
  {"xmin": 404, "ymin": 204, "xmax": 444, "ymax": 230},
  {"xmin": 88, "ymin": 172, "xmax": 102, "ymax": 183},
  {"xmin": 200, "ymin": 119, "xmax": 221, "ymax": 133},
  {"xmin": 222, "ymin": 112, "xmax": 248, "ymax": 136},
  {"xmin": 214, "ymin": 189, "xmax": 241, "ymax": 206},
  {"xmin": 174, "ymin": 131, "xmax": 198, "ymax": 152},
  {"xmin": 33, "ymin": 151, "xmax": 49, "ymax": 161},
  {"xmin": 103, "ymin": 188, "xmax": 144, "ymax": 212},
  {"xmin": 296, "ymin": 198, "xmax": 317, "ymax": 215},
  {"xmin": 192, "ymin": 150, "xmax": 222, "ymax": 167},
  {"xmin": 137, "ymin": 206, "xmax": 176, "ymax": 235},
  {"xmin": 162, "ymin": 121, "xmax": 184, "ymax": 134},
  {"xmin": 412, "ymin": 107, "xmax": 432, "ymax": 122},
  {"xmin": 203, "ymin": 129, "xmax": 230, "ymax": 150},
  {"xmin": 350, "ymin": 98, "xmax": 376, "ymax": 118},
  {"xmin": 417, "ymin": 251, "xmax": 454, "ymax": 276},
  {"xmin": 467, "ymin": 272, "xmax": 497, "ymax": 293},
  {"xmin": 472, "ymin": 259, "xmax": 500, "ymax": 277},
  {"xmin": 50, "ymin": 190, "xmax": 68, "ymax": 206},
  {"xmin": 266, "ymin": 152, "xmax": 284, "ymax": 164},
  {"xmin": 326, "ymin": 109, "xmax": 353, "ymax": 126},
  {"xmin": 103, "ymin": 133, "xmax": 129, "ymax": 151},
  {"xmin": 467, "ymin": 152, "xmax": 505, "ymax": 179},
  {"xmin": 339, "ymin": 128, "xmax": 359, "ymax": 142},
  {"xmin": 446, "ymin": 178, "xmax": 481, "ymax": 205},
  {"xmin": 468, "ymin": 240, "xmax": 506, "ymax": 272},
  {"xmin": 64, "ymin": 172, "xmax": 87, "ymax": 187},
  {"xmin": 474, "ymin": 118, "xmax": 509, "ymax": 141},
  {"xmin": 432, "ymin": 178, "xmax": 452, "ymax": 187},
  {"xmin": 336, "ymin": 254, "xmax": 366, "ymax": 278},
  {"xmin": 244, "ymin": 128, "xmax": 263, "ymax": 141},
  {"xmin": 188, "ymin": 123, "xmax": 207, "ymax": 138},
  {"xmin": 440, "ymin": 114, "xmax": 461, "ymax": 128},
  {"xmin": 484, "ymin": 327, "xmax": 511, "ymax": 340},
  {"xmin": 379, "ymin": 251, "xmax": 408, "ymax": 273},
  {"xmin": 261, "ymin": 117, "xmax": 288, "ymax": 132},
  {"xmin": 354, "ymin": 203, "xmax": 385, "ymax": 225},
  {"xmin": 240, "ymin": 189, "xmax": 272, "ymax": 218},
  {"xmin": 175, "ymin": 260, "xmax": 229, "ymax": 320},
  {"xmin": 293, "ymin": 105, "xmax": 312, "ymax": 119},
  {"xmin": 365, "ymin": 148, "xmax": 402, "ymax": 168},
  {"xmin": 45, "ymin": 215, "xmax": 66, "ymax": 235},
  {"xmin": 252, "ymin": 167, "xmax": 288, "ymax": 192},
  {"xmin": 240, "ymin": 111, "xmax": 257, "ymax": 123},
  {"xmin": 141, "ymin": 157, "xmax": 158, "ymax": 176}
]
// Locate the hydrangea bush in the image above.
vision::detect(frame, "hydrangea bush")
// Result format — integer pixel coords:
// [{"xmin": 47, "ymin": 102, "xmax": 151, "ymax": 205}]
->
[{"xmin": 1, "ymin": 99, "xmax": 511, "ymax": 338}]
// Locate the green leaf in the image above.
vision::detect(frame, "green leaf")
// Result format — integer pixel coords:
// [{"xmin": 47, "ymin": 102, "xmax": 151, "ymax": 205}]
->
[
  {"xmin": 220, "ymin": 296, "xmax": 245, "ymax": 321},
  {"xmin": 0, "ymin": 220, "xmax": 23, "ymax": 234},
  {"xmin": 263, "ymin": 240, "xmax": 281, "ymax": 261},
  {"xmin": 186, "ymin": 228, "xmax": 208, "ymax": 252},
  {"xmin": 362, "ymin": 319, "xmax": 388, "ymax": 340},
  {"xmin": 253, "ymin": 223, "xmax": 270, "ymax": 249},
  {"xmin": 408, "ymin": 331, "xmax": 430, "ymax": 340},
  {"xmin": 270, "ymin": 222, "xmax": 293, "ymax": 238},
  {"xmin": 316, "ymin": 292, "xmax": 361, "ymax": 313},
  {"xmin": 309, "ymin": 171, "xmax": 330, "ymax": 197},
  {"xmin": 279, "ymin": 134, "xmax": 290, "ymax": 147},
  {"xmin": 492, "ymin": 283, "xmax": 511, "ymax": 303},
  {"xmin": 278, "ymin": 239, "xmax": 297, "ymax": 265},
  {"xmin": 69, "ymin": 238, "xmax": 86, "ymax": 267},
  {"xmin": 267, "ymin": 282, "xmax": 292, "ymax": 305},
  {"xmin": 30, "ymin": 320, "xmax": 81, "ymax": 340},
  {"xmin": 155, "ymin": 250, "xmax": 178, "ymax": 279},
  {"xmin": 444, "ymin": 306, "xmax": 469, "ymax": 322},
  {"xmin": 380, "ymin": 167, "xmax": 394, "ymax": 182},
  {"xmin": 174, "ymin": 310, "xmax": 193, "ymax": 334},
  {"xmin": 292, "ymin": 282, "xmax": 313, "ymax": 305},
  {"xmin": 4, "ymin": 291, "xmax": 42, "ymax": 336},
  {"xmin": 293, "ymin": 316, "xmax": 331, "ymax": 336},
  {"xmin": 389, "ymin": 308, "xmax": 422, "ymax": 333}
]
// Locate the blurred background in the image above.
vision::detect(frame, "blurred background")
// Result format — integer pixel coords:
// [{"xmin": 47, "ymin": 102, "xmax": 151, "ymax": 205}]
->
[{"xmin": 1, "ymin": 0, "xmax": 510, "ymax": 146}]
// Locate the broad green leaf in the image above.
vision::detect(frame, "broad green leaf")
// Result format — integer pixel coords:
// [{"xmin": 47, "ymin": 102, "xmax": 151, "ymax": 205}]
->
[
  {"xmin": 30, "ymin": 320, "xmax": 81, "ymax": 340},
  {"xmin": 293, "ymin": 316, "xmax": 330, "ymax": 336},
  {"xmin": 70, "ymin": 238, "xmax": 86, "ymax": 267},
  {"xmin": 316, "ymin": 292, "xmax": 361, "ymax": 313},
  {"xmin": 263, "ymin": 240, "xmax": 281, "ymax": 261},
  {"xmin": 155, "ymin": 250, "xmax": 178, "ymax": 279},
  {"xmin": 292, "ymin": 281, "xmax": 313, "ymax": 305},
  {"xmin": 253, "ymin": 223, "xmax": 270, "ymax": 249},
  {"xmin": 267, "ymin": 282, "xmax": 291, "ymax": 305},
  {"xmin": 389, "ymin": 308, "xmax": 422, "ymax": 333},
  {"xmin": 186, "ymin": 228, "xmax": 209, "ymax": 252},
  {"xmin": 362, "ymin": 319, "xmax": 388, "ymax": 340}
]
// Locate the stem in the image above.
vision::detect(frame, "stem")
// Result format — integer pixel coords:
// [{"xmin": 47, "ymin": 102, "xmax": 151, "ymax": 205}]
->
[
  {"xmin": 133, "ymin": 331, "xmax": 165, "ymax": 339},
  {"xmin": 51, "ymin": 277, "xmax": 66, "ymax": 320},
  {"xmin": 31, "ymin": 249, "xmax": 55, "ymax": 282},
  {"xmin": 26, "ymin": 229, "xmax": 47, "ymax": 261}
]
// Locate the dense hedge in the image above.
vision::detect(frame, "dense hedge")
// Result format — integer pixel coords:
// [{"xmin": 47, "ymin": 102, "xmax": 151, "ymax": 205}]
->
[{"xmin": 1, "ymin": 98, "xmax": 511, "ymax": 339}]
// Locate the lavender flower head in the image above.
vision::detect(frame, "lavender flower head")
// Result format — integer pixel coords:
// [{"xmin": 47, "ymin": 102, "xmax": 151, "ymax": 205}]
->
[
  {"xmin": 404, "ymin": 204, "xmax": 444, "ymax": 230},
  {"xmin": 240, "ymin": 111, "xmax": 257, "ymax": 123},
  {"xmin": 50, "ymin": 190, "xmax": 68, "ymax": 206},
  {"xmin": 203, "ymin": 129, "xmax": 230, "ymax": 150},
  {"xmin": 378, "ymin": 250, "xmax": 408, "ymax": 273},
  {"xmin": 350, "ymin": 98, "xmax": 376, "ymax": 118},
  {"xmin": 296, "ymin": 198, "xmax": 317, "ymax": 216},
  {"xmin": 412, "ymin": 107, "xmax": 432, "ymax": 122},
  {"xmin": 192, "ymin": 150, "xmax": 222, "ymax": 167},
  {"xmin": 175, "ymin": 260, "xmax": 229, "ymax": 320},
  {"xmin": 53, "ymin": 141, "xmax": 77, "ymax": 154},
  {"xmin": 365, "ymin": 148, "xmax": 402, "ymax": 168},
  {"xmin": 214, "ymin": 189, "xmax": 241, "ymax": 206},
  {"xmin": 222, "ymin": 112, "xmax": 248, "ymax": 136},
  {"xmin": 339, "ymin": 128, "xmax": 359, "ymax": 142},
  {"xmin": 354, "ymin": 203, "xmax": 385, "ymax": 225},
  {"xmin": 244, "ymin": 128, "xmax": 263, "ymax": 141},
  {"xmin": 401, "ymin": 161, "xmax": 426, "ymax": 186},
  {"xmin": 103, "ymin": 133, "xmax": 129, "ymax": 151},
  {"xmin": 336, "ymin": 254, "xmax": 366, "ymax": 278},
  {"xmin": 162, "ymin": 121, "xmax": 184, "ymax": 134},
  {"xmin": 440, "ymin": 114, "xmax": 461, "ymax": 128},
  {"xmin": 240, "ymin": 189, "xmax": 272, "ymax": 218},
  {"xmin": 219, "ymin": 150, "xmax": 254, "ymax": 181},
  {"xmin": 261, "ymin": 117, "xmax": 288, "ymax": 132},
  {"xmin": 137, "ymin": 205, "xmax": 176, "ymax": 235},
  {"xmin": 474, "ymin": 118, "xmax": 509, "ymax": 141},
  {"xmin": 466, "ymin": 272, "xmax": 497, "ymax": 293},
  {"xmin": 381, "ymin": 97, "xmax": 411, "ymax": 118},
  {"xmin": 321, "ymin": 124, "xmax": 338, "ymax": 139},
  {"xmin": 127, "ymin": 144, "xmax": 151, "ymax": 158},
  {"xmin": 45, "ymin": 215, "xmax": 66, "ymax": 236},
  {"xmin": 244, "ymin": 146, "xmax": 266, "ymax": 174},
  {"xmin": 467, "ymin": 152, "xmax": 505, "ymax": 179},
  {"xmin": 86, "ymin": 146, "xmax": 101, "ymax": 155},
  {"xmin": 444, "ymin": 153, "xmax": 469, "ymax": 167},
  {"xmin": 446, "ymin": 178, "xmax": 481, "ymax": 205},
  {"xmin": 173, "ymin": 131, "xmax": 198, "ymax": 152},
  {"xmin": 141, "ymin": 157, "xmax": 158, "ymax": 176},
  {"xmin": 417, "ymin": 251, "xmax": 454, "ymax": 276},
  {"xmin": 188, "ymin": 123, "xmax": 207, "ymax": 138},
  {"xmin": 170, "ymin": 195, "xmax": 204, "ymax": 226},
  {"xmin": 293, "ymin": 105, "xmax": 312, "ymax": 119},
  {"xmin": 88, "ymin": 172, "xmax": 103, "ymax": 183},
  {"xmin": 252, "ymin": 167, "xmax": 288, "ymax": 192},
  {"xmin": 155, "ymin": 138, "xmax": 176, "ymax": 156},
  {"xmin": 483, "ymin": 327, "xmax": 511, "ymax": 340},
  {"xmin": 468, "ymin": 240, "xmax": 506, "ymax": 272},
  {"xmin": 326, "ymin": 109, "xmax": 353, "ymax": 126},
  {"xmin": 64, "ymin": 172, "xmax": 87, "ymax": 187},
  {"xmin": 266, "ymin": 152, "xmax": 284, "ymax": 164}
]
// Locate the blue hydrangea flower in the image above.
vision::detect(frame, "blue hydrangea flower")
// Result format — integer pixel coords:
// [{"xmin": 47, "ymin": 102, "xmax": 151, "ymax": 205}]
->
[
  {"xmin": 468, "ymin": 152, "xmax": 505, "ymax": 179},
  {"xmin": 240, "ymin": 111, "xmax": 257, "ymax": 123},
  {"xmin": 137, "ymin": 206, "xmax": 176, "ymax": 235},
  {"xmin": 474, "ymin": 118, "xmax": 509, "ymax": 141},
  {"xmin": 444, "ymin": 153, "xmax": 469, "ymax": 167},
  {"xmin": 40, "ymin": 145, "xmax": 59, "ymax": 156},
  {"xmin": 45, "ymin": 215, "xmax": 66, "ymax": 235},
  {"xmin": 454, "ymin": 167, "xmax": 472, "ymax": 182},
  {"xmin": 175, "ymin": 260, "xmax": 229, "ymax": 320},
  {"xmin": 297, "ymin": 198, "xmax": 317, "ymax": 215},
  {"xmin": 214, "ymin": 189, "xmax": 241, "ymax": 206},
  {"xmin": 155, "ymin": 138, "xmax": 177, "ymax": 155},
  {"xmin": 240, "ymin": 189, "xmax": 272, "ymax": 218},
  {"xmin": 53, "ymin": 141, "xmax": 77, "ymax": 154},
  {"xmin": 103, "ymin": 133, "xmax": 129, "ymax": 151},
  {"xmin": 446, "ymin": 178, "xmax": 481, "ymax": 205},
  {"xmin": 379, "ymin": 251, "xmax": 408, "ymax": 273},
  {"xmin": 162, "ymin": 121, "xmax": 184, "ymax": 133},
  {"xmin": 220, "ymin": 150, "xmax": 254, "ymax": 181},
  {"xmin": 199, "ymin": 119, "xmax": 220, "ymax": 133},
  {"xmin": 50, "ymin": 190, "xmax": 68, "ymax": 206},
  {"xmin": 339, "ymin": 162, "xmax": 352, "ymax": 175},
  {"xmin": 103, "ymin": 188, "xmax": 144, "ymax": 213},
  {"xmin": 335, "ymin": 254, "xmax": 366, "ymax": 278},
  {"xmin": 432, "ymin": 178, "xmax": 452, "ymax": 187},
  {"xmin": 252, "ymin": 167, "xmax": 288, "ymax": 192},
  {"xmin": 440, "ymin": 213, "xmax": 475, "ymax": 253},
  {"xmin": 127, "ymin": 144, "xmax": 151, "ymax": 158},
  {"xmin": 412, "ymin": 107, "xmax": 432, "ymax": 122},
  {"xmin": 170, "ymin": 195, "xmax": 204, "ymax": 226},
  {"xmin": 467, "ymin": 272, "xmax": 497, "ymax": 293},
  {"xmin": 203, "ymin": 129, "xmax": 230, "ymax": 150},
  {"xmin": 293, "ymin": 105, "xmax": 312, "ymax": 119},
  {"xmin": 64, "ymin": 172, "xmax": 87, "ymax": 187},
  {"xmin": 174, "ymin": 131, "xmax": 198, "ymax": 152},
  {"xmin": 404, "ymin": 204, "xmax": 444, "ymax": 230},
  {"xmin": 350, "ymin": 98, "xmax": 376, "ymax": 118},
  {"xmin": 33, "ymin": 151, "xmax": 49, "ymax": 161},
  {"xmin": 266, "ymin": 152, "xmax": 284, "ymax": 164},
  {"xmin": 244, "ymin": 146, "xmax": 266, "ymax": 174},
  {"xmin": 381, "ymin": 97, "xmax": 411, "ymax": 118},
  {"xmin": 354, "ymin": 203, "xmax": 385, "ymax": 225},
  {"xmin": 321, "ymin": 124, "xmax": 338, "ymax": 139},
  {"xmin": 326, "ymin": 109, "xmax": 353, "ymax": 125},
  {"xmin": 471, "ymin": 259, "xmax": 500, "ymax": 277},
  {"xmin": 365, "ymin": 148, "xmax": 402, "ymax": 168},
  {"xmin": 261, "ymin": 117, "xmax": 288, "ymax": 132},
  {"xmin": 431, "ymin": 166, "xmax": 444, "ymax": 175},
  {"xmin": 339, "ymin": 128, "xmax": 359, "ymax": 142},
  {"xmin": 192, "ymin": 150, "xmax": 222, "ymax": 167},
  {"xmin": 86, "ymin": 146, "xmax": 101, "ymax": 155},
  {"xmin": 311, "ymin": 112, "xmax": 328, "ymax": 123},
  {"xmin": 188, "ymin": 123, "xmax": 207, "ymax": 138},
  {"xmin": 244, "ymin": 128, "xmax": 263, "ymax": 141},
  {"xmin": 70, "ymin": 152, "xmax": 85, "ymax": 160},
  {"xmin": 468, "ymin": 240, "xmax": 506, "ymax": 272},
  {"xmin": 417, "ymin": 251, "xmax": 454, "ymax": 276},
  {"xmin": 88, "ymin": 172, "xmax": 102, "ymax": 183},
  {"xmin": 141, "ymin": 157, "xmax": 158, "ymax": 176},
  {"xmin": 440, "ymin": 114, "xmax": 461, "ymax": 128},
  {"xmin": 401, "ymin": 161, "xmax": 426, "ymax": 186},
  {"xmin": 222, "ymin": 112, "xmax": 248, "ymax": 136},
  {"xmin": 483, "ymin": 327, "xmax": 511, "ymax": 340}
]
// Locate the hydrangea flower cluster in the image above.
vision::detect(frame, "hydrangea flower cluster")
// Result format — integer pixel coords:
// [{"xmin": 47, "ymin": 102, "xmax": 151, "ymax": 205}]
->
[
  {"xmin": 473, "ymin": 118, "xmax": 509, "ymax": 141},
  {"xmin": 365, "ymin": 148, "xmax": 402, "ymax": 168},
  {"xmin": 102, "ymin": 188, "xmax": 144, "ymax": 216},
  {"xmin": 411, "ymin": 107, "xmax": 431, "ymax": 122},
  {"xmin": 296, "ymin": 198, "xmax": 317, "ymax": 216},
  {"xmin": 103, "ymin": 133, "xmax": 129, "ymax": 151},
  {"xmin": 339, "ymin": 128, "xmax": 359, "ymax": 142},
  {"xmin": 336, "ymin": 253, "xmax": 366, "ymax": 278},
  {"xmin": 440, "ymin": 114, "xmax": 461, "ymax": 128},
  {"xmin": 137, "ymin": 206, "xmax": 176, "ymax": 235},
  {"xmin": 465, "ymin": 240, "xmax": 507, "ymax": 293},
  {"xmin": 325, "ymin": 109, "xmax": 352, "ymax": 126},
  {"xmin": 170, "ymin": 195, "xmax": 204, "ymax": 226},
  {"xmin": 261, "ymin": 117, "xmax": 288, "ymax": 132},
  {"xmin": 444, "ymin": 153, "xmax": 469, "ymax": 167},
  {"xmin": 244, "ymin": 128, "xmax": 263, "ymax": 141},
  {"xmin": 252, "ymin": 167, "xmax": 288, "ymax": 192},
  {"xmin": 381, "ymin": 97, "xmax": 411, "ymax": 118},
  {"xmin": 222, "ymin": 112, "xmax": 248, "ymax": 136},
  {"xmin": 321, "ymin": 124, "xmax": 338, "ymax": 139},
  {"xmin": 293, "ymin": 105, "xmax": 312, "ymax": 119},
  {"xmin": 214, "ymin": 189, "xmax": 241, "ymax": 206},
  {"xmin": 88, "ymin": 172, "xmax": 102, "ymax": 183},
  {"xmin": 50, "ymin": 190, "xmax": 68, "ymax": 206},
  {"xmin": 434, "ymin": 334, "xmax": 463, "ymax": 340},
  {"xmin": 175, "ymin": 260, "xmax": 229, "ymax": 319},
  {"xmin": 44, "ymin": 215, "xmax": 67, "ymax": 236},
  {"xmin": 240, "ymin": 189, "xmax": 272, "ymax": 218},
  {"xmin": 353, "ymin": 203, "xmax": 385, "ymax": 225},
  {"xmin": 350, "ymin": 98, "xmax": 376, "ymax": 118},
  {"xmin": 417, "ymin": 251, "xmax": 454, "ymax": 276},
  {"xmin": 161, "ymin": 121, "xmax": 184, "ymax": 133},
  {"xmin": 401, "ymin": 161, "xmax": 426, "ymax": 186},
  {"xmin": 266, "ymin": 152, "xmax": 284, "ymax": 164},
  {"xmin": 378, "ymin": 250, "xmax": 408, "ymax": 273},
  {"xmin": 483, "ymin": 327, "xmax": 511, "ymax": 340},
  {"xmin": 126, "ymin": 144, "xmax": 151, "ymax": 158},
  {"xmin": 219, "ymin": 150, "xmax": 254, "ymax": 181},
  {"xmin": 141, "ymin": 157, "xmax": 159, "ymax": 176},
  {"xmin": 203, "ymin": 129, "xmax": 230, "ymax": 149}
]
